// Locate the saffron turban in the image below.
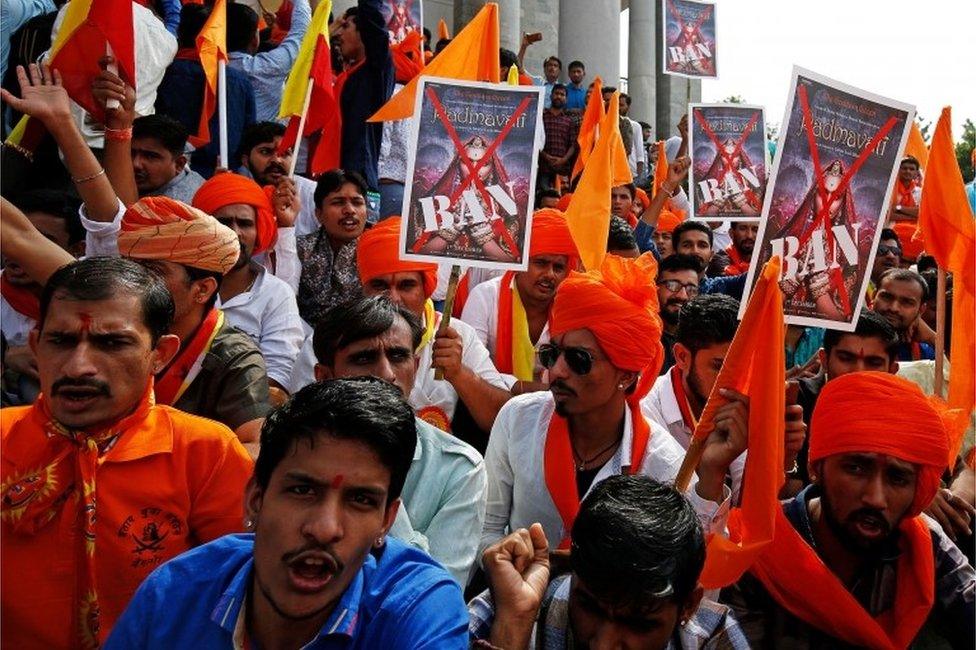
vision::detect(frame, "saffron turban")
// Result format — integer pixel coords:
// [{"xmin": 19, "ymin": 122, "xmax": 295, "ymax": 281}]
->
[
  {"xmin": 656, "ymin": 208, "xmax": 685, "ymax": 233},
  {"xmin": 117, "ymin": 196, "xmax": 240, "ymax": 274},
  {"xmin": 635, "ymin": 187, "xmax": 650, "ymax": 210},
  {"xmin": 192, "ymin": 173, "xmax": 278, "ymax": 255},
  {"xmin": 892, "ymin": 222, "xmax": 925, "ymax": 262},
  {"xmin": 528, "ymin": 209, "xmax": 580, "ymax": 270},
  {"xmin": 551, "ymin": 253, "xmax": 665, "ymax": 399},
  {"xmin": 810, "ymin": 372, "xmax": 950, "ymax": 516},
  {"xmin": 357, "ymin": 217, "xmax": 438, "ymax": 297}
]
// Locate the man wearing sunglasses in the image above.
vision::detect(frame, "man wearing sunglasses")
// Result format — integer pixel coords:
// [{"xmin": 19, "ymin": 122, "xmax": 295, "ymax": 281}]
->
[
  {"xmin": 654, "ymin": 254, "xmax": 703, "ymax": 375},
  {"xmin": 480, "ymin": 254, "xmax": 738, "ymax": 562},
  {"xmin": 867, "ymin": 228, "xmax": 902, "ymax": 303}
]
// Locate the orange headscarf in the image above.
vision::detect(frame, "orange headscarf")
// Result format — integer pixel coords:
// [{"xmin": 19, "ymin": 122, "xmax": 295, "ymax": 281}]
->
[
  {"xmin": 892, "ymin": 222, "xmax": 925, "ymax": 262},
  {"xmin": 356, "ymin": 217, "xmax": 438, "ymax": 297},
  {"xmin": 634, "ymin": 187, "xmax": 650, "ymax": 211},
  {"xmin": 117, "ymin": 197, "xmax": 240, "ymax": 274},
  {"xmin": 192, "ymin": 173, "xmax": 278, "ymax": 255},
  {"xmin": 527, "ymin": 208, "xmax": 580, "ymax": 267},
  {"xmin": 656, "ymin": 207, "xmax": 685, "ymax": 233}
]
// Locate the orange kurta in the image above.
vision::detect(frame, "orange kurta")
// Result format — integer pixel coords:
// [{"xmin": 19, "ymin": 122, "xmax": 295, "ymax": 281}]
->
[{"xmin": 1, "ymin": 398, "xmax": 253, "ymax": 648}]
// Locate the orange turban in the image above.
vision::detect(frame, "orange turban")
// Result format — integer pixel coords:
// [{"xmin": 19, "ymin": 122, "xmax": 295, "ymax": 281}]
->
[
  {"xmin": 528, "ymin": 209, "xmax": 580, "ymax": 269},
  {"xmin": 810, "ymin": 372, "xmax": 950, "ymax": 516},
  {"xmin": 118, "ymin": 196, "xmax": 240, "ymax": 274},
  {"xmin": 892, "ymin": 222, "xmax": 924, "ymax": 262},
  {"xmin": 357, "ymin": 217, "xmax": 438, "ymax": 296},
  {"xmin": 656, "ymin": 208, "xmax": 685, "ymax": 233},
  {"xmin": 635, "ymin": 187, "xmax": 651, "ymax": 210},
  {"xmin": 555, "ymin": 192, "xmax": 573, "ymax": 212},
  {"xmin": 551, "ymin": 253, "xmax": 664, "ymax": 397},
  {"xmin": 192, "ymin": 173, "xmax": 278, "ymax": 255}
]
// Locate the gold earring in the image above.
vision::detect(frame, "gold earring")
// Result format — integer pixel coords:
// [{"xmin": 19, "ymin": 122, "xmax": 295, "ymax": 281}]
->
[{"xmin": 374, "ymin": 537, "xmax": 385, "ymax": 548}]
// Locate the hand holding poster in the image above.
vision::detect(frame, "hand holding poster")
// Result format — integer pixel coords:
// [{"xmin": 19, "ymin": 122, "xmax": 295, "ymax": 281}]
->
[
  {"xmin": 742, "ymin": 67, "xmax": 915, "ymax": 330},
  {"xmin": 399, "ymin": 77, "xmax": 544, "ymax": 271},
  {"xmin": 689, "ymin": 104, "xmax": 768, "ymax": 220},
  {"xmin": 381, "ymin": 0, "xmax": 423, "ymax": 44},
  {"xmin": 662, "ymin": 0, "xmax": 717, "ymax": 78}
]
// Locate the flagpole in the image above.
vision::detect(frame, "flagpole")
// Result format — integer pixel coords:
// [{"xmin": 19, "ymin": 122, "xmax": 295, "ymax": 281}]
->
[
  {"xmin": 105, "ymin": 43, "xmax": 120, "ymax": 110},
  {"xmin": 288, "ymin": 83, "xmax": 315, "ymax": 178},
  {"xmin": 934, "ymin": 268, "xmax": 947, "ymax": 396},
  {"xmin": 433, "ymin": 265, "xmax": 462, "ymax": 381},
  {"xmin": 218, "ymin": 60, "xmax": 228, "ymax": 168}
]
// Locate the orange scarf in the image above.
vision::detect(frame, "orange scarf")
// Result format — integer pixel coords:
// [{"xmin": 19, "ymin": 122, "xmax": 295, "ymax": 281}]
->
[
  {"xmin": 724, "ymin": 244, "xmax": 751, "ymax": 276},
  {"xmin": 670, "ymin": 365, "xmax": 698, "ymax": 432},
  {"xmin": 0, "ymin": 274, "xmax": 41, "ymax": 321},
  {"xmin": 154, "ymin": 309, "xmax": 223, "ymax": 405},
  {"xmin": 746, "ymin": 508, "xmax": 935, "ymax": 649},
  {"xmin": 896, "ymin": 179, "xmax": 918, "ymax": 208},
  {"xmin": 1, "ymin": 384, "xmax": 155, "ymax": 648},
  {"xmin": 495, "ymin": 271, "xmax": 548, "ymax": 380}
]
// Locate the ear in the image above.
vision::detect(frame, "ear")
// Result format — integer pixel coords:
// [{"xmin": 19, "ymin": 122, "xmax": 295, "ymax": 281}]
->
[
  {"xmin": 617, "ymin": 369, "xmax": 638, "ymax": 391},
  {"xmin": 151, "ymin": 334, "xmax": 181, "ymax": 373},
  {"xmin": 28, "ymin": 328, "xmax": 39, "ymax": 356},
  {"xmin": 381, "ymin": 497, "xmax": 401, "ymax": 536},
  {"xmin": 244, "ymin": 475, "xmax": 264, "ymax": 524},
  {"xmin": 673, "ymin": 342, "xmax": 692, "ymax": 373},
  {"xmin": 817, "ymin": 347, "xmax": 827, "ymax": 369},
  {"xmin": 889, "ymin": 360, "xmax": 899, "ymax": 375},
  {"xmin": 174, "ymin": 153, "xmax": 188, "ymax": 173},
  {"xmin": 193, "ymin": 276, "xmax": 220, "ymax": 305},
  {"xmin": 314, "ymin": 363, "xmax": 333, "ymax": 382},
  {"xmin": 679, "ymin": 584, "xmax": 704, "ymax": 626}
]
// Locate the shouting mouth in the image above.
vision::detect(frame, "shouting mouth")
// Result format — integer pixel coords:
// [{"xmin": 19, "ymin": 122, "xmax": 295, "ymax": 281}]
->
[{"xmin": 286, "ymin": 550, "xmax": 341, "ymax": 594}]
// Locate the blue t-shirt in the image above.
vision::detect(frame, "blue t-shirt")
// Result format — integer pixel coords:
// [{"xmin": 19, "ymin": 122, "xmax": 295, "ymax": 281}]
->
[
  {"xmin": 565, "ymin": 83, "xmax": 586, "ymax": 111},
  {"xmin": 105, "ymin": 534, "xmax": 469, "ymax": 649}
]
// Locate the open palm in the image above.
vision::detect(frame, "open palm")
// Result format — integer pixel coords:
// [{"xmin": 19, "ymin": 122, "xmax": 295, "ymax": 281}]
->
[{"xmin": 0, "ymin": 64, "xmax": 72, "ymax": 124}]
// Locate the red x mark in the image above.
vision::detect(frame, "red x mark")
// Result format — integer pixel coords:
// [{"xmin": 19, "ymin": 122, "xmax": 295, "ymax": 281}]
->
[
  {"xmin": 667, "ymin": 0, "xmax": 713, "ymax": 50},
  {"xmin": 693, "ymin": 108, "xmax": 763, "ymax": 211},
  {"xmin": 412, "ymin": 86, "xmax": 532, "ymax": 254}
]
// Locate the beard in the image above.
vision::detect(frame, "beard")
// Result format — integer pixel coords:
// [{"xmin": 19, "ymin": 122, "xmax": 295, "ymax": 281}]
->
[
  {"xmin": 820, "ymin": 491, "xmax": 891, "ymax": 552},
  {"xmin": 687, "ymin": 364, "xmax": 709, "ymax": 405},
  {"xmin": 660, "ymin": 302, "xmax": 683, "ymax": 326}
]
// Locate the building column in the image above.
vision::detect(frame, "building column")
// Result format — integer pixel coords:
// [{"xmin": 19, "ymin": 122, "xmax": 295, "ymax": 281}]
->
[
  {"xmin": 627, "ymin": 0, "xmax": 655, "ymax": 131},
  {"xmin": 519, "ymin": 0, "xmax": 561, "ymax": 79},
  {"xmin": 454, "ymin": 0, "xmax": 520, "ymax": 53},
  {"xmin": 558, "ymin": 0, "xmax": 620, "ymax": 87}
]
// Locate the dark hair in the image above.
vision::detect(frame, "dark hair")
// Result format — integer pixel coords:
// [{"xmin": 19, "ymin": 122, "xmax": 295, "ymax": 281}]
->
[
  {"xmin": 823, "ymin": 309, "xmax": 899, "ymax": 362},
  {"xmin": 434, "ymin": 38, "xmax": 451, "ymax": 54},
  {"xmin": 227, "ymin": 3, "xmax": 259, "ymax": 52},
  {"xmin": 254, "ymin": 378, "xmax": 417, "ymax": 502},
  {"xmin": 879, "ymin": 227, "xmax": 900, "ymax": 246},
  {"xmin": 13, "ymin": 189, "xmax": 85, "ymax": 245},
  {"xmin": 422, "ymin": 26, "xmax": 431, "ymax": 41},
  {"xmin": 916, "ymin": 254, "xmax": 938, "ymax": 275},
  {"xmin": 237, "ymin": 121, "xmax": 287, "ymax": 161},
  {"xmin": 638, "ymin": 120, "xmax": 652, "ymax": 131},
  {"xmin": 676, "ymin": 293, "xmax": 739, "ymax": 351},
  {"xmin": 543, "ymin": 55, "xmax": 562, "ymax": 68},
  {"xmin": 607, "ymin": 215, "xmax": 637, "ymax": 252},
  {"xmin": 177, "ymin": 2, "xmax": 210, "ymax": 49},
  {"xmin": 568, "ymin": 60, "xmax": 585, "ymax": 71},
  {"xmin": 499, "ymin": 48, "xmax": 518, "ymax": 71},
  {"xmin": 571, "ymin": 475, "xmax": 705, "ymax": 608},
  {"xmin": 183, "ymin": 265, "xmax": 225, "ymax": 311},
  {"xmin": 901, "ymin": 155, "xmax": 920, "ymax": 169},
  {"xmin": 132, "ymin": 114, "xmax": 189, "ymax": 157},
  {"xmin": 313, "ymin": 169, "xmax": 369, "ymax": 208},
  {"xmin": 601, "ymin": 85, "xmax": 616, "ymax": 95},
  {"xmin": 40, "ymin": 257, "xmax": 175, "ymax": 344},
  {"xmin": 535, "ymin": 188, "xmax": 561, "ymax": 209},
  {"xmin": 879, "ymin": 267, "xmax": 928, "ymax": 301},
  {"xmin": 672, "ymin": 221, "xmax": 713, "ymax": 248},
  {"xmin": 614, "ymin": 182, "xmax": 635, "ymax": 199},
  {"xmin": 658, "ymin": 253, "xmax": 704, "ymax": 276},
  {"xmin": 551, "ymin": 82, "xmax": 567, "ymax": 94},
  {"xmin": 313, "ymin": 296, "xmax": 422, "ymax": 367},
  {"xmin": 619, "ymin": 93, "xmax": 631, "ymax": 107}
]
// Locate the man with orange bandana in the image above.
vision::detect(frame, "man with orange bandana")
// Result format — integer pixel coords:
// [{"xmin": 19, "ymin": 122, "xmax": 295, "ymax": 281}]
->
[
  {"xmin": 480, "ymin": 254, "xmax": 741, "ymax": 560},
  {"xmin": 0, "ymin": 256, "xmax": 253, "ymax": 649},
  {"xmin": 722, "ymin": 373, "xmax": 974, "ymax": 648},
  {"xmin": 461, "ymin": 209, "xmax": 580, "ymax": 394},
  {"xmin": 651, "ymin": 207, "xmax": 684, "ymax": 258},
  {"xmin": 192, "ymin": 173, "xmax": 304, "ymax": 392},
  {"xmin": 888, "ymin": 156, "xmax": 923, "ymax": 224}
]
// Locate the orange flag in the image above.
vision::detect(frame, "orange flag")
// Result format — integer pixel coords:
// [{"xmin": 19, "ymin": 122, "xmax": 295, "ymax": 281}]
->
[
  {"xmin": 916, "ymin": 107, "xmax": 976, "ymax": 465},
  {"xmin": 694, "ymin": 257, "xmax": 785, "ymax": 589},
  {"xmin": 438, "ymin": 17, "xmax": 451, "ymax": 40},
  {"xmin": 565, "ymin": 92, "xmax": 628, "ymax": 271},
  {"xmin": 906, "ymin": 121, "xmax": 929, "ymax": 170},
  {"xmin": 570, "ymin": 76, "xmax": 604, "ymax": 180},
  {"xmin": 652, "ymin": 140, "xmax": 669, "ymax": 196},
  {"xmin": 189, "ymin": 0, "xmax": 227, "ymax": 147},
  {"xmin": 610, "ymin": 104, "xmax": 633, "ymax": 188},
  {"xmin": 369, "ymin": 3, "xmax": 499, "ymax": 122}
]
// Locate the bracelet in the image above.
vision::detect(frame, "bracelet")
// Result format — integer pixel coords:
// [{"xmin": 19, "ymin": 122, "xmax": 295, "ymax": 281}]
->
[
  {"xmin": 72, "ymin": 168, "xmax": 106, "ymax": 184},
  {"xmin": 104, "ymin": 126, "xmax": 132, "ymax": 141}
]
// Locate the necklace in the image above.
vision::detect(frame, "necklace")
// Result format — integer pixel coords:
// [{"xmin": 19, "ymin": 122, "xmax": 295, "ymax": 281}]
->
[{"xmin": 570, "ymin": 434, "xmax": 623, "ymax": 471}]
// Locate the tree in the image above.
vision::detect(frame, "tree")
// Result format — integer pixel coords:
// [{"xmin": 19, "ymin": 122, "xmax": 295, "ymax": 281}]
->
[
  {"xmin": 722, "ymin": 94, "xmax": 745, "ymax": 104},
  {"xmin": 955, "ymin": 118, "xmax": 974, "ymax": 183}
]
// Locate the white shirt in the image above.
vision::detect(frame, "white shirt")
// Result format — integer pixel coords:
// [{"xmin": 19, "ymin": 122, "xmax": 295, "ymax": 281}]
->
[
  {"xmin": 216, "ymin": 266, "xmax": 304, "ymax": 387},
  {"xmin": 0, "ymin": 291, "xmax": 35, "ymax": 348},
  {"xmin": 641, "ymin": 369, "xmax": 746, "ymax": 504},
  {"xmin": 294, "ymin": 174, "xmax": 319, "ymax": 238},
  {"xmin": 459, "ymin": 275, "xmax": 549, "ymax": 383},
  {"xmin": 481, "ymin": 391, "xmax": 730, "ymax": 561},
  {"xmin": 711, "ymin": 221, "xmax": 732, "ymax": 252},
  {"xmin": 433, "ymin": 264, "xmax": 504, "ymax": 302},
  {"xmin": 626, "ymin": 117, "xmax": 647, "ymax": 176}
]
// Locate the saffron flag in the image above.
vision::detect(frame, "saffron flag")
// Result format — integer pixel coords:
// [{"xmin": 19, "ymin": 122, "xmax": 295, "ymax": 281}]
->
[
  {"xmin": 369, "ymin": 3, "xmax": 499, "ymax": 122},
  {"xmin": 653, "ymin": 140, "xmax": 669, "ymax": 196},
  {"xmin": 438, "ymin": 17, "xmax": 450, "ymax": 40},
  {"xmin": 565, "ymin": 92, "xmax": 628, "ymax": 271},
  {"xmin": 48, "ymin": 0, "xmax": 135, "ymax": 123},
  {"xmin": 190, "ymin": 0, "xmax": 227, "ymax": 147},
  {"xmin": 906, "ymin": 121, "xmax": 929, "ymax": 170},
  {"xmin": 916, "ymin": 107, "xmax": 976, "ymax": 465},
  {"xmin": 695, "ymin": 256, "xmax": 785, "ymax": 589},
  {"xmin": 570, "ymin": 76, "xmax": 603, "ymax": 181}
]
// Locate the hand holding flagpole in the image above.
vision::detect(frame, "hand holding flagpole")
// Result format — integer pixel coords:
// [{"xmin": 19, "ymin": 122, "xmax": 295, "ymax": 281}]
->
[
  {"xmin": 287, "ymin": 83, "xmax": 315, "ymax": 178},
  {"xmin": 105, "ymin": 43, "xmax": 119, "ymax": 110}
]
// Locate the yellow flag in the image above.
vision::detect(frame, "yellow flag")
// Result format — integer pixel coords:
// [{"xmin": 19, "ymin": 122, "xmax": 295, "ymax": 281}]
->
[{"xmin": 278, "ymin": 0, "xmax": 332, "ymax": 119}]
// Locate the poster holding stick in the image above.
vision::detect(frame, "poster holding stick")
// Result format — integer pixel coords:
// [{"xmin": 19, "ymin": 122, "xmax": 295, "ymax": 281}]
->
[
  {"xmin": 688, "ymin": 103, "xmax": 768, "ymax": 221},
  {"xmin": 740, "ymin": 66, "xmax": 914, "ymax": 331},
  {"xmin": 662, "ymin": 0, "xmax": 718, "ymax": 79},
  {"xmin": 380, "ymin": 0, "xmax": 424, "ymax": 44}
]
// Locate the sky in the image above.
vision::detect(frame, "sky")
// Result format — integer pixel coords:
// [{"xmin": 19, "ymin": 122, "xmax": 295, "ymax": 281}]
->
[{"xmin": 621, "ymin": 0, "xmax": 975, "ymax": 138}]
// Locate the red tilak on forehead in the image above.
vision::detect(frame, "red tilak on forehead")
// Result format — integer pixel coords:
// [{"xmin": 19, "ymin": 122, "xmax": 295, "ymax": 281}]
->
[
  {"xmin": 330, "ymin": 475, "xmax": 345, "ymax": 490},
  {"xmin": 79, "ymin": 313, "xmax": 93, "ymax": 332}
]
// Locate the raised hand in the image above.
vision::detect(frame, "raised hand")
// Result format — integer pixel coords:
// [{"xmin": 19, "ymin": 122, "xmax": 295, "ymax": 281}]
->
[
  {"xmin": 272, "ymin": 177, "xmax": 301, "ymax": 228},
  {"xmin": 91, "ymin": 56, "xmax": 136, "ymax": 128},
  {"xmin": 0, "ymin": 64, "xmax": 72, "ymax": 126}
]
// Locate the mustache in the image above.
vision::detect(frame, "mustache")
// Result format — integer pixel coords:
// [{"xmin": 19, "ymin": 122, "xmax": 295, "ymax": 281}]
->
[
  {"xmin": 282, "ymin": 544, "xmax": 344, "ymax": 575},
  {"xmin": 847, "ymin": 508, "xmax": 890, "ymax": 534},
  {"xmin": 52, "ymin": 377, "xmax": 111, "ymax": 396},
  {"xmin": 264, "ymin": 163, "xmax": 287, "ymax": 175},
  {"xmin": 550, "ymin": 379, "xmax": 577, "ymax": 396}
]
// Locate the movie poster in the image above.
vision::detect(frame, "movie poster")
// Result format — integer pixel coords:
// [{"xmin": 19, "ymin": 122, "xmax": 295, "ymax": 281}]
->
[
  {"xmin": 400, "ymin": 77, "xmax": 544, "ymax": 271},
  {"xmin": 689, "ymin": 104, "xmax": 767, "ymax": 220},
  {"xmin": 380, "ymin": 0, "xmax": 423, "ymax": 44},
  {"xmin": 662, "ymin": 0, "xmax": 717, "ymax": 78},
  {"xmin": 741, "ymin": 67, "xmax": 915, "ymax": 331}
]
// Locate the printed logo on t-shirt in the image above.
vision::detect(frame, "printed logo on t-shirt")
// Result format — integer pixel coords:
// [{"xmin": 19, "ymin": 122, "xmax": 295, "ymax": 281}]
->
[{"xmin": 117, "ymin": 507, "xmax": 184, "ymax": 570}]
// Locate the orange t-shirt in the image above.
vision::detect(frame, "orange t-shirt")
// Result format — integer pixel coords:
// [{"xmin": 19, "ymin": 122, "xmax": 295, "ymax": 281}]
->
[{"xmin": 1, "ymin": 402, "xmax": 254, "ymax": 648}]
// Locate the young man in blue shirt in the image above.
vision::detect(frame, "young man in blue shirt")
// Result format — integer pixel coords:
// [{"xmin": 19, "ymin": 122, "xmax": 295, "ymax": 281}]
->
[{"xmin": 106, "ymin": 378, "xmax": 469, "ymax": 649}]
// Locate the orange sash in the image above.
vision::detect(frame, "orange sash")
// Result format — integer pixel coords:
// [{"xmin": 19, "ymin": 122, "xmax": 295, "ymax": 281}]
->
[
  {"xmin": 670, "ymin": 365, "xmax": 699, "ymax": 432},
  {"xmin": 896, "ymin": 179, "xmax": 918, "ymax": 208},
  {"xmin": 724, "ymin": 244, "xmax": 751, "ymax": 276},
  {"xmin": 0, "ymin": 274, "xmax": 41, "ymax": 321},
  {"xmin": 154, "ymin": 309, "xmax": 223, "ymax": 405},
  {"xmin": 747, "ymin": 508, "xmax": 935, "ymax": 650}
]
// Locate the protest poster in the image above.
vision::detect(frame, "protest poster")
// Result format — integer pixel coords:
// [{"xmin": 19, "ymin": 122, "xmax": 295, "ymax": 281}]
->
[
  {"xmin": 689, "ymin": 104, "xmax": 767, "ymax": 220},
  {"xmin": 662, "ymin": 0, "xmax": 717, "ymax": 79},
  {"xmin": 741, "ymin": 67, "xmax": 915, "ymax": 331},
  {"xmin": 380, "ymin": 0, "xmax": 423, "ymax": 44},
  {"xmin": 399, "ymin": 77, "xmax": 544, "ymax": 272}
]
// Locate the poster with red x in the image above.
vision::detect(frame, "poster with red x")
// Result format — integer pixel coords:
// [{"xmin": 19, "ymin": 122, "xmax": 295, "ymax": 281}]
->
[
  {"xmin": 689, "ymin": 104, "xmax": 768, "ymax": 221},
  {"xmin": 662, "ymin": 0, "xmax": 717, "ymax": 78},
  {"xmin": 380, "ymin": 0, "xmax": 423, "ymax": 44},
  {"xmin": 741, "ymin": 67, "xmax": 915, "ymax": 331},
  {"xmin": 399, "ymin": 77, "xmax": 544, "ymax": 271}
]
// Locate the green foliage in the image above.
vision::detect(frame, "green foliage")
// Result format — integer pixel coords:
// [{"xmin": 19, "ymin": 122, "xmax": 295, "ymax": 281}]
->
[{"xmin": 956, "ymin": 118, "xmax": 974, "ymax": 183}]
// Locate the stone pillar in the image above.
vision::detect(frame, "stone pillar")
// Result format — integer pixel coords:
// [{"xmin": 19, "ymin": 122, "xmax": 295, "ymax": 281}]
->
[
  {"xmin": 520, "ymin": 0, "xmax": 560, "ymax": 79},
  {"xmin": 454, "ymin": 0, "xmax": 519, "ymax": 53},
  {"xmin": 558, "ymin": 0, "xmax": 620, "ymax": 87},
  {"xmin": 627, "ymin": 0, "xmax": 655, "ymax": 130}
]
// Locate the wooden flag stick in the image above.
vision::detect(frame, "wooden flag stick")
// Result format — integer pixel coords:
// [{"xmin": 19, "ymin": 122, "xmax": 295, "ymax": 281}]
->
[
  {"xmin": 288, "ymin": 82, "xmax": 315, "ymax": 178},
  {"xmin": 218, "ymin": 59, "xmax": 229, "ymax": 169},
  {"xmin": 675, "ymin": 436, "xmax": 706, "ymax": 493},
  {"xmin": 105, "ymin": 43, "xmax": 120, "ymax": 110},
  {"xmin": 934, "ymin": 267, "xmax": 947, "ymax": 397},
  {"xmin": 433, "ymin": 264, "xmax": 462, "ymax": 381}
]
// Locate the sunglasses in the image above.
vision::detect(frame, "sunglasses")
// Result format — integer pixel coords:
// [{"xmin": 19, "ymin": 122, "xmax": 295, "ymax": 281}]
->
[
  {"xmin": 877, "ymin": 244, "xmax": 902, "ymax": 257},
  {"xmin": 538, "ymin": 343, "xmax": 595, "ymax": 375},
  {"xmin": 656, "ymin": 279, "xmax": 700, "ymax": 297}
]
